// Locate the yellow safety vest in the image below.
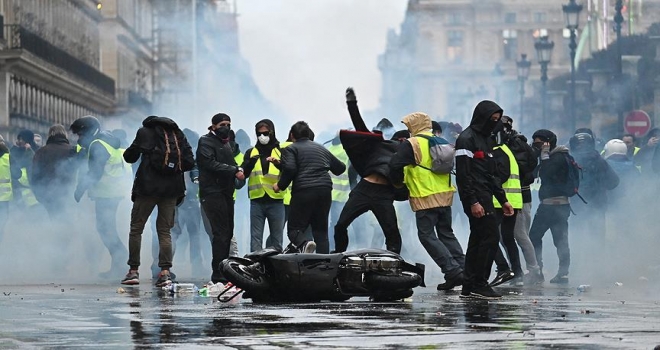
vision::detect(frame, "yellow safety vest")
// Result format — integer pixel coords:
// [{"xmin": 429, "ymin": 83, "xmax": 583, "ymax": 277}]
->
[
  {"xmin": 327, "ymin": 143, "xmax": 350, "ymax": 203},
  {"xmin": 88, "ymin": 139, "xmax": 125, "ymax": 199},
  {"xmin": 247, "ymin": 147, "xmax": 285, "ymax": 200},
  {"xmin": 403, "ymin": 132, "xmax": 455, "ymax": 211},
  {"xmin": 0, "ymin": 154, "xmax": 13, "ymax": 202},
  {"xmin": 233, "ymin": 152, "xmax": 244, "ymax": 201},
  {"xmin": 280, "ymin": 142, "xmax": 292, "ymax": 205},
  {"xmin": 17, "ymin": 167, "xmax": 38, "ymax": 206},
  {"xmin": 493, "ymin": 144, "xmax": 523, "ymax": 209}
]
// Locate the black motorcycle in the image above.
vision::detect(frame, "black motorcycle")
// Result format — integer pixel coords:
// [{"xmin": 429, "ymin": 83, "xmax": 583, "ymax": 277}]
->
[{"xmin": 218, "ymin": 242, "xmax": 425, "ymax": 303}]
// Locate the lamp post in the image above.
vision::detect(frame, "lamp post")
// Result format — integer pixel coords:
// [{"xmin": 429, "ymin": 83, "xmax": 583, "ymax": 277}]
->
[
  {"xmin": 516, "ymin": 53, "xmax": 531, "ymax": 131},
  {"xmin": 535, "ymin": 35, "xmax": 555, "ymax": 127},
  {"xmin": 563, "ymin": 0, "xmax": 583, "ymax": 134},
  {"xmin": 614, "ymin": 0, "xmax": 624, "ymax": 135}
]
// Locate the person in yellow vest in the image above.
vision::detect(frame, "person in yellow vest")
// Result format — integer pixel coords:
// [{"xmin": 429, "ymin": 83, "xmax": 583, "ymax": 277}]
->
[
  {"xmin": 0, "ymin": 134, "xmax": 12, "ymax": 243},
  {"xmin": 10, "ymin": 129, "xmax": 39, "ymax": 208},
  {"xmin": 70, "ymin": 116, "xmax": 130, "ymax": 279},
  {"xmin": 621, "ymin": 134, "xmax": 640, "ymax": 161},
  {"xmin": 30, "ymin": 125, "xmax": 77, "ymax": 219},
  {"xmin": 325, "ymin": 135, "xmax": 351, "ymax": 249},
  {"xmin": 240, "ymin": 119, "xmax": 286, "ymax": 252},
  {"xmin": 390, "ymin": 112, "xmax": 466, "ymax": 291}
]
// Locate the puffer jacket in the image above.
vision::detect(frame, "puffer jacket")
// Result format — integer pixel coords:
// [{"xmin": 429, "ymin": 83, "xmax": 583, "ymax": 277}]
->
[
  {"xmin": 455, "ymin": 100, "xmax": 507, "ymax": 211},
  {"xmin": 124, "ymin": 116, "xmax": 194, "ymax": 200},
  {"xmin": 277, "ymin": 138, "xmax": 346, "ymax": 194}
]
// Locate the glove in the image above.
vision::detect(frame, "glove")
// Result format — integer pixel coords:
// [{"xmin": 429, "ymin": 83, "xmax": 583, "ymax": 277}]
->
[
  {"xmin": 346, "ymin": 87, "xmax": 356, "ymax": 102},
  {"xmin": 74, "ymin": 187, "xmax": 85, "ymax": 203},
  {"xmin": 192, "ymin": 177, "xmax": 199, "ymax": 185},
  {"xmin": 540, "ymin": 142, "xmax": 551, "ymax": 160}
]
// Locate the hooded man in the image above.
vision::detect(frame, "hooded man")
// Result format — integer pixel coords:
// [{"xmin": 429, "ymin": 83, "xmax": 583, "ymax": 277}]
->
[
  {"xmin": 197, "ymin": 113, "xmax": 245, "ymax": 283},
  {"xmin": 70, "ymin": 116, "xmax": 130, "ymax": 279},
  {"xmin": 334, "ymin": 88, "xmax": 403, "ymax": 254},
  {"xmin": 121, "ymin": 115, "xmax": 195, "ymax": 286},
  {"xmin": 390, "ymin": 112, "xmax": 465, "ymax": 291},
  {"xmin": 528, "ymin": 129, "xmax": 575, "ymax": 285},
  {"xmin": 455, "ymin": 100, "xmax": 514, "ymax": 300},
  {"xmin": 241, "ymin": 119, "xmax": 286, "ymax": 252}
]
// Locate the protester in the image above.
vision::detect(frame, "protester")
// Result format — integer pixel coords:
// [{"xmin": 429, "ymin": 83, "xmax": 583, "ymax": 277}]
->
[
  {"xmin": 10, "ymin": 129, "xmax": 39, "ymax": 208},
  {"xmin": 0, "ymin": 135, "xmax": 11, "ymax": 243}
]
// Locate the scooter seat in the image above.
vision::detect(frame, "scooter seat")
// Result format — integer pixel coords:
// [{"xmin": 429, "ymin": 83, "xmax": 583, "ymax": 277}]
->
[{"xmin": 244, "ymin": 248, "xmax": 281, "ymax": 260}]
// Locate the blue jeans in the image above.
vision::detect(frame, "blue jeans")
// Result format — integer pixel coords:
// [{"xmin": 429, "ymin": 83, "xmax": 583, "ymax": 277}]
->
[{"xmin": 250, "ymin": 200, "xmax": 285, "ymax": 252}]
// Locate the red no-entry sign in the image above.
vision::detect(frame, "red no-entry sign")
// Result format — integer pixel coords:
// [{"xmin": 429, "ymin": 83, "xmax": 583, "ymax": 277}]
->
[{"xmin": 624, "ymin": 110, "xmax": 652, "ymax": 137}]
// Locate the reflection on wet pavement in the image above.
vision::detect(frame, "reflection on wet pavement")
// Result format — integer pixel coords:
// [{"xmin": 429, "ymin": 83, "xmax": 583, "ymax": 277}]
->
[{"xmin": 0, "ymin": 283, "xmax": 659, "ymax": 348}]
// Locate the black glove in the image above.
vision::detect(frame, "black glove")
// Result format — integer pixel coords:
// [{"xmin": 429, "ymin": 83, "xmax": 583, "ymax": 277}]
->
[{"xmin": 346, "ymin": 87, "xmax": 356, "ymax": 102}]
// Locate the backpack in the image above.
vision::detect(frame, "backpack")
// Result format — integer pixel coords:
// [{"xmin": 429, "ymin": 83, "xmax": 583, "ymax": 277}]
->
[
  {"xmin": 416, "ymin": 134, "xmax": 455, "ymax": 174},
  {"xmin": 149, "ymin": 126, "xmax": 185, "ymax": 175},
  {"xmin": 560, "ymin": 153, "xmax": 588, "ymax": 204}
]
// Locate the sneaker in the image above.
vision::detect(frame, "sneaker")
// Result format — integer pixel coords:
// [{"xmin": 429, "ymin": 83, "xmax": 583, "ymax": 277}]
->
[
  {"xmin": 121, "ymin": 270, "xmax": 139, "ymax": 285},
  {"xmin": 459, "ymin": 288, "xmax": 473, "ymax": 299},
  {"xmin": 301, "ymin": 241, "xmax": 317, "ymax": 254},
  {"xmin": 508, "ymin": 275, "xmax": 524, "ymax": 286},
  {"xmin": 524, "ymin": 270, "xmax": 544, "ymax": 285},
  {"xmin": 470, "ymin": 286, "xmax": 502, "ymax": 300},
  {"xmin": 489, "ymin": 270, "xmax": 516, "ymax": 287},
  {"xmin": 155, "ymin": 270, "xmax": 172, "ymax": 287},
  {"xmin": 549, "ymin": 274, "xmax": 569, "ymax": 284},
  {"xmin": 438, "ymin": 273, "xmax": 464, "ymax": 291}
]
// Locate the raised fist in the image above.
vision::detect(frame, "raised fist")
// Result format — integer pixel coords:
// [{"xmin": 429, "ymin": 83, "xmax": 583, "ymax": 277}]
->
[{"xmin": 346, "ymin": 87, "xmax": 356, "ymax": 102}]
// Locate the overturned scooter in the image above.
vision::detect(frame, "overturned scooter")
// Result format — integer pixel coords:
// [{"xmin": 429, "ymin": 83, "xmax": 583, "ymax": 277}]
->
[{"xmin": 218, "ymin": 241, "xmax": 425, "ymax": 303}]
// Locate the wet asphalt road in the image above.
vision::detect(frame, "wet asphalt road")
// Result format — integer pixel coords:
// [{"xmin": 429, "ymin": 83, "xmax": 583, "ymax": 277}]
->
[{"xmin": 1, "ymin": 281, "xmax": 659, "ymax": 349}]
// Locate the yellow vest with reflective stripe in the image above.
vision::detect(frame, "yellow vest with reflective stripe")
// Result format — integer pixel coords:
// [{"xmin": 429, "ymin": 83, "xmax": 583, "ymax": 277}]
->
[
  {"xmin": 18, "ymin": 167, "xmax": 38, "ymax": 206},
  {"xmin": 0, "ymin": 154, "xmax": 12, "ymax": 202},
  {"xmin": 280, "ymin": 142, "xmax": 292, "ymax": 205},
  {"xmin": 327, "ymin": 143, "xmax": 350, "ymax": 202},
  {"xmin": 403, "ymin": 132, "xmax": 454, "ymax": 210},
  {"xmin": 247, "ymin": 147, "xmax": 284, "ymax": 200},
  {"xmin": 493, "ymin": 144, "xmax": 523, "ymax": 209},
  {"xmin": 88, "ymin": 139, "xmax": 125, "ymax": 199},
  {"xmin": 233, "ymin": 152, "xmax": 244, "ymax": 200}
]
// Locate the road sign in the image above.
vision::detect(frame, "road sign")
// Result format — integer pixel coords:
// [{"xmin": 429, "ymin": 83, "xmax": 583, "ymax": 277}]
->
[{"xmin": 624, "ymin": 110, "xmax": 652, "ymax": 137}]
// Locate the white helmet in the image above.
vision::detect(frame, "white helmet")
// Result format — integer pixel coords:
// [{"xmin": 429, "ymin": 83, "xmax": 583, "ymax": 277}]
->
[{"xmin": 603, "ymin": 139, "xmax": 628, "ymax": 160}]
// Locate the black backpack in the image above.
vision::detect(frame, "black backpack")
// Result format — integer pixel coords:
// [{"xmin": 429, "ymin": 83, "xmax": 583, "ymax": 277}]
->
[
  {"xmin": 149, "ymin": 126, "xmax": 185, "ymax": 175},
  {"xmin": 560, "ymin": 153, "xmax": 587, "ymax": 203}
]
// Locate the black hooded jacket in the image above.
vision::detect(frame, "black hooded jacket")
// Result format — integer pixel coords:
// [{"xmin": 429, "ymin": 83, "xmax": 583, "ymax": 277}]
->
[
  {"xmin": 31, "ymin": 134, "xmax": 77, "ymax": 203},
  {"xmin": 124, "ymin": 116, "xmax": 194, "ymax": 200},
  {"xmin": 455, "ymin": 101, "xmax": 507, "ymax": 210}
]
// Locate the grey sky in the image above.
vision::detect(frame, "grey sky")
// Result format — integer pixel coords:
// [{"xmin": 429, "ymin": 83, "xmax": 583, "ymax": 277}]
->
[{"xmin": 236, "ymin": 0, "xmax": 408, "ymax": 131}]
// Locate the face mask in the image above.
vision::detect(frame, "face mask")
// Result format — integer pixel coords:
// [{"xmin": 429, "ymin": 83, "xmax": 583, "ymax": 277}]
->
[
  {"xmin": 483, "ymin": 118, "xmax": 500, "ymax": 134},
  {"xmin": 258, "ymin": 135, "xmax": 270, "ymax": 145},
  {"xmin": 216, "ymin": 126, "xmax": 230, "ymax": 142}
]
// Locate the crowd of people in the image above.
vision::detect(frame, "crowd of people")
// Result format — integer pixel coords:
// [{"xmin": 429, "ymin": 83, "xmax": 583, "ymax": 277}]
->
[{"xmin": 1, "ymin": 88, "xmax": 657, "ymax": 300}]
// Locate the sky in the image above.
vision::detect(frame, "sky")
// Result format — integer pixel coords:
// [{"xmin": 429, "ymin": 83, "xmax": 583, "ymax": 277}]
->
[{"xmin": 235, "ymin": 0, "xmax": 408, "ymax": 132}]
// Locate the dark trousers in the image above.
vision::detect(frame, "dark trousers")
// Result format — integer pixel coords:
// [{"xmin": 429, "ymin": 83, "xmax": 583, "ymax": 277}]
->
[
  {"xmin": 494, "ymin": 209, "xmax": 523, "ymax": 275},
  {"xmin": 463, "ymin": 212, "xmax": 500, "ymax": 291},
  {"xmin": 529, "ymin": 204, "xmax": 571, "ymax": 276},
  {"xmin": 334, "ymin": 180, "xmax": 401, "ymax": 253},
  {"xmin": 288, "ymin": 189, "xmax": 332, "ymax": 253},
  {"xmin": 415, "ymin": 206, "xmax": 464, "ymax": 278},
  {"xmin": 201, "ymin": 193, "xmax": 235, "ymax": 282},
  {"xmin": 127, "ymin": 196, "xmax": 176, "ymax": 270},
  {"xmin": 171, "ymin": 201, "xmax": 203, "ymax": 267},
  {"xmin": 95, "ymin": 198, "xmax": 128, "ymax": 271}
]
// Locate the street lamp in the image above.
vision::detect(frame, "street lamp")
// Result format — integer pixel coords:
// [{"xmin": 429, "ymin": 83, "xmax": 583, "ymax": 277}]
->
[
  {"xmin": 563, "ymin": 0, "xmax": 583, "ymax": 133},
  {"xmin": 614, "ymin": 0, "xmax": 624, "ymax": 135},
  {"xmin": 535, "ymin": 35, "xmax": 555, "ymax": 126},
  {"xmin": 516, "ymin": 53, "xmax": 531, "ymax": 131}
]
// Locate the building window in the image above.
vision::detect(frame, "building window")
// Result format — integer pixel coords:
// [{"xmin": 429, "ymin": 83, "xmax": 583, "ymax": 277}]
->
[
  {"xmin": 533, "ymin": 28, "xmax": 549, "ymax": 38},
  {"xmin": 534, "ymin": 12, "xmax": 547, "ymax": 23},
  {"xmin": 447, "ymin": 30, "xmax": 464, "ymax": 63},
  {"xmin": 502, "ymin": 29, "xmax": 518, "ymax": 60},
  {"xmin": 448, "ymin": 13, "xmax": 463, "ymax": 25},
  {"xmin": 504, "ymin": 12, "xmax": 517, "ymax": 24}
]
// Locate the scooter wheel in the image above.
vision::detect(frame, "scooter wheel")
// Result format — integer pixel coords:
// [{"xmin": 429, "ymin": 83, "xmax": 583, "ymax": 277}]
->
[
  {"xmin": 220, "ymin": 259, "xmax": 270, "ymax": 292},
  {"xmin": 365, "ymin": 271, "xmax": 422, "ymax": 290}
]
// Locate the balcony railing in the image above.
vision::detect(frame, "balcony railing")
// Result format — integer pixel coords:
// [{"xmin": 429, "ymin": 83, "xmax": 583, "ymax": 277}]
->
[{"xmin": 2, "ymin": 24, "xmax": 115, "ymax": 96}]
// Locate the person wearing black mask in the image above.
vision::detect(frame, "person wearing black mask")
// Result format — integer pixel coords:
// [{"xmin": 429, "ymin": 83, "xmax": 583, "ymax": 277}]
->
[
  {"xmin": 197, "ymin": 113, "xmax": 245, "ymax": 283},
  {"xmin": 455, "ymin": 100, "xmax": 514, "ymax": 300},
  {"xmin": 241, "ymin": 119, "xmax": 286, "ymax": 252}
]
